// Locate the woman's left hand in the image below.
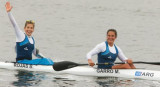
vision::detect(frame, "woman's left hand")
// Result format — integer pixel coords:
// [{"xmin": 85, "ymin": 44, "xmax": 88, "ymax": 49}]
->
[{"xmin": 126, "ymin": 59, "xmax": 133, "ymax": 64}]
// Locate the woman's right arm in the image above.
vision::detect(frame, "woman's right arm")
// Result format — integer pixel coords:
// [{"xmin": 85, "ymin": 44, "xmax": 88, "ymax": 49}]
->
[
  {"xmin": 5, "ymin": 2, "xmax": 25, "ymax": 42},
  {"xmin": 86, "ymin": 42, "xmax": 105, "ymax": 66}
]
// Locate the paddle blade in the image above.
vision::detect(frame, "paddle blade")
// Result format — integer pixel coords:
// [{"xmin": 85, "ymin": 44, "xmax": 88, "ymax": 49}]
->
[{"xmin": 52, "ymin": 61, "xmax": 79, "ymax": 71}]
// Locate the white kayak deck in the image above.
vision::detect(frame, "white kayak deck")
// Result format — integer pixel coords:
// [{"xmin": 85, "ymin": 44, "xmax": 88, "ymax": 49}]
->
[{"xmin": 0, "ymin": 61, "xmax": 160, "ymax": 81}]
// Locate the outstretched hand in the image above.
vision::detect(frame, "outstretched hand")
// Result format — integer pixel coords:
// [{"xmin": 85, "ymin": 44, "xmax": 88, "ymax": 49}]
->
[{"xmin": 5, "ymin": 2, "xmax": 13, "ymax": 12}]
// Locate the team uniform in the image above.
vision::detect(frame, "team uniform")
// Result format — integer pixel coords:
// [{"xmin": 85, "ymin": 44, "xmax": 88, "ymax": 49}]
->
[
  {"xmin": 16, "ymin": 35, "xmax": 35, "ymax": 61},
  {"xmin": 86, "ymin": 41, "xmax": 127, "ymax": 69}
]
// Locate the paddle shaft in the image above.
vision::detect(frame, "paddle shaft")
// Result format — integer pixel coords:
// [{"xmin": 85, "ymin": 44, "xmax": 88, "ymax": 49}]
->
[
  {"xmin": 53, "ymin": 61, "xmax": 160, "ymax": 71},
  {"xmin": 77, "ymin": 62, "xmax": 160, "ymax": 65},
  {"xmin": 115, "ymin": 61, "xmax": 160, "ymax": 65},
  {"xmin": 66, "ymin": 62, "xmax": 160, "ymax": 66}
]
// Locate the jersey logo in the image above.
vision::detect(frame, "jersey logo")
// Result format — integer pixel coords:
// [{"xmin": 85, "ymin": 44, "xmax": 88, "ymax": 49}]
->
[
  {"xmin": 24, "ymin": 47, "xmax": 28, "ymax": 50},
  {"xmin": 108, "ymin": 56, "xmax": 112, "ymax": 59}
]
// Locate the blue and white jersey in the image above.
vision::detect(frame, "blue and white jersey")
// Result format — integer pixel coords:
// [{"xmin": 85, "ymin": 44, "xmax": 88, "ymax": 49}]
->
[
  {"xmin": 86, "ymin": 41, "xmax": 128, "ymax": 68},
  {"xmin": 97, "ymin": 41, "xmax": 118, "ymax": 68},
  {"xmin": 16, "ymin": 35, "xmax": 35, "ymax": 61}
]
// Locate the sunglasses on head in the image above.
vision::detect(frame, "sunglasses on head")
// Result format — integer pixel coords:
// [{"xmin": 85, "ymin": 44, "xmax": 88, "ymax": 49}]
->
[{"xmin": 26, "ymin": 20, "xmax": 35, "ymax": 24}]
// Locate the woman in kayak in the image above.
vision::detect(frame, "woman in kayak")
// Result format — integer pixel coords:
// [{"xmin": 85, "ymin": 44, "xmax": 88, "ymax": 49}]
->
[
  {"xmin": 86, "ymin": 29, "xmax": 136, "ymax": 69},
  {"xmin": 5, "ymin": 2, "xmax": 53, "ymax": 65}
]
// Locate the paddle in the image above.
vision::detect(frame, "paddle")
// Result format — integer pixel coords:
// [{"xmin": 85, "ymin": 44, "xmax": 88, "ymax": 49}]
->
[
  {"xmin": 53, "ymin": 61, "xmax": 160, "ymax": 71},
  {"xmin": 52, "ymin": 61, "xmax": 111, "ymax": 71}
]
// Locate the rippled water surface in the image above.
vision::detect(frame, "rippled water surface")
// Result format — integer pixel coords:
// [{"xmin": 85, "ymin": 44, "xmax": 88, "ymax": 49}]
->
[{"xmin": 0, "ymin": 0, "xmax": 160, "ymax": 86}]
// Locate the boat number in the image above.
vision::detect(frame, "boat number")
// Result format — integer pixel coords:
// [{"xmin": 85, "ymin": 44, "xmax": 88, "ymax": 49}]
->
[
  {"xmin": 14, "ymin": 63, "xmax": 32, "ymax": 68},
  {"xmin": 97, "ymin": 69, "xmax": 119, "ymax": 73},
  {"xmin": 135, "ymin": 71, "xmax": 154, "ymax": 77}
]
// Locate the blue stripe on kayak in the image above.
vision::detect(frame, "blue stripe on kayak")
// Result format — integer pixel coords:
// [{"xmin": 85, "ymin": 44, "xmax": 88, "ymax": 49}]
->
[{"xmin": 17, "ymin": 58, "xmax": 54, "ymax": 65}]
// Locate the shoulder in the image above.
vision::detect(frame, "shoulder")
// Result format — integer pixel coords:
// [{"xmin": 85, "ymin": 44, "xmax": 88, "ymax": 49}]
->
[
  {"xmin": 93, "ymin": 42, "xmax": 106, "ymax": 52},
  {"xmin": 96, "ymin": 42, "xmax": 106, "ymax": 48}
]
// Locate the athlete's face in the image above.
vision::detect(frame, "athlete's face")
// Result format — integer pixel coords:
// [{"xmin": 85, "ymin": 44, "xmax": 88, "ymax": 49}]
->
[
  {"xmin": 107, "ymin": 31, "xmax": 117, "ymax": 46},
  {"xmin": 24, "ymin": 24, "xmax": 34, "ymax": 36}
]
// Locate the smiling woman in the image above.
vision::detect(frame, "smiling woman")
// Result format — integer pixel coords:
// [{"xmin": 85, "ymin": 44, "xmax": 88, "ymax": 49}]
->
[
  {"xmin": 5, "ymin": 2, "xmax": 53, "ymax": 65},
  {"xmin": 86, "ymin": 29, "xmax": 136, "ymax": 69},
  {"xmin": 5, "ymin": 2, "xmax": 36, "ymax": 61}
]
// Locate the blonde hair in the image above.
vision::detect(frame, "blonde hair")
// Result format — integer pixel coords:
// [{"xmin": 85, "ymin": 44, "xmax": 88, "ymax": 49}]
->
[{"xmin": 24, "ymin": 20, "xmax": 35, "ymax": 28}]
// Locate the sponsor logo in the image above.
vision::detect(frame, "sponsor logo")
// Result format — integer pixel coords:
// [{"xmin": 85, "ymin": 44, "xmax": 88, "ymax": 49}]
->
[
  {"xmin": 14, "ymin": 62, "xmax": 32, "ymax": 68},
  {"xmin": 108, "ymin": 56, "xmax": 112, "ymax": 59},
  {"xmin": 135, "ymin": 71, "xmax": 154, "ymax": 77},
  {"xmin": 24, "ymin": 47, "xmax": 28, "ymax": 50},
  {"xmin": 97, "ymin": 69, "xmax": 119, "ymax": 73}
]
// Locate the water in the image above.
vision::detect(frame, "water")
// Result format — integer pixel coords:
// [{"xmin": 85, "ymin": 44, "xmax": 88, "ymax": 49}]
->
[{"xmin": 0, "ymin": 0, "xmax": 160, "ymax": 86}]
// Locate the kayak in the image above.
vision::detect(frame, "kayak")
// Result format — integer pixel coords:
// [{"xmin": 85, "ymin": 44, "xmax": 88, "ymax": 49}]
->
[{"xmin": 0, "ymin": 61, "xmax": 160, "ymax": 81}]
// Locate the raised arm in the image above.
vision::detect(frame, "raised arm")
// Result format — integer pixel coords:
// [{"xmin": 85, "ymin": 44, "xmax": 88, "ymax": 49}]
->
[{"xmin": 5, "ymin": 2, "xmax": 25, "ymax": 42}]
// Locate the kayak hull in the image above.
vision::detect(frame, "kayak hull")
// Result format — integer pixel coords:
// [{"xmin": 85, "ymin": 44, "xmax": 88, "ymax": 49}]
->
[{"xmin": 0, "ymin": 61, "xmax": 160, "ymax": 80}]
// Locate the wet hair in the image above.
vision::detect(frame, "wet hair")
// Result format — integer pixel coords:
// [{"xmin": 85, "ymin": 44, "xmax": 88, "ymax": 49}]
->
[
  {"xmin": 107, "ymin": 29, "xmax": 117, "ymax": 37},
  {"xmin": 24, "ymin": 20, "xmax": 35, "ymax": 28}
]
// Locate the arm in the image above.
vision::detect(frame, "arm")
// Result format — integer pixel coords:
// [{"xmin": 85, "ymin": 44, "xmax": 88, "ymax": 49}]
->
[
  {"xmin": 117, "ymin": 46, "xmax": 128, "ymax": 62},
  {"xmin": 86, "ymin": 42, "xmax": 105, "ymax": 66},
  {"xmin": 6, "ymin": 2, "xmax": 25, "ymax": 42},
  {"xmin": 117, "ymin": 46, "xmax": 132, "ymax": 63},
  {"xmin": 117, "ymin": 46, "xmax": 135, "ymax": 68}
]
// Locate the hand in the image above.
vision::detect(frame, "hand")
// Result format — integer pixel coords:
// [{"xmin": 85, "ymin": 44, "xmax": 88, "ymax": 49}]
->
[
  {"xmin": 36, "ymin": 53, "xmax": 45, "ymax": 58},
  {"xmin": 5, "ymin": 2, "xmax": 13, "ymax": 12},
  {"xmin": 36, "ymin": 48, "xmax": 45, "ymax": 58},
  {"xmin": 88, "ymin": 59, "xmax": 95, "ymax": 67},
  {"xmin": 126, "ymin": 59, "xmax": 133, "ymax": 64}
]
